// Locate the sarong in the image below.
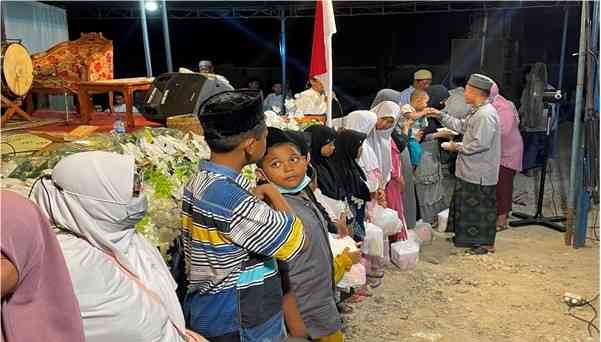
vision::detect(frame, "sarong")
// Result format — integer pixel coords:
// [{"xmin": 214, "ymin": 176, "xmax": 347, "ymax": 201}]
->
[{"xmin": 448, "ymin": 178, "xmax": 497, "ymax": 247}]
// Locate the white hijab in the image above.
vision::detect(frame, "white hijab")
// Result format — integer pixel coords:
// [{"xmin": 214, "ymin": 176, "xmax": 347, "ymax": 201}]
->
[
  {"xmin": 367, "ymin": 101, "xmax": 401, "ymax": 183},
  {"xmin": 343, "ymin": 110, "xmax": 379, "ymax": 174},
  {"xmin": 31, "ymin": 151, "xmax": 186, "ymax": 341}
]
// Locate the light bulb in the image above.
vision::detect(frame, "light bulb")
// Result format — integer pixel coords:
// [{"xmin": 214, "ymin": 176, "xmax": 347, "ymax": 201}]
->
[{"xmin": 145, "ymin": 1, "xmax": 158, "ymax": 12}]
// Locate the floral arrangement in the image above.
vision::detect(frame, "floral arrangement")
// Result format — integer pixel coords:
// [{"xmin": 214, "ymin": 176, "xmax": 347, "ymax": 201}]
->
[{"xmin": 2, "ymin": 108, "xmax": 323, "ymax": 257}]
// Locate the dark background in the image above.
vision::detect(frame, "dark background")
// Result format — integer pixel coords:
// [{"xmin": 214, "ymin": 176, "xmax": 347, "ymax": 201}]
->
[{"xmin": 51, "ymin": 1, "xmax": 582, "ymax": 111}]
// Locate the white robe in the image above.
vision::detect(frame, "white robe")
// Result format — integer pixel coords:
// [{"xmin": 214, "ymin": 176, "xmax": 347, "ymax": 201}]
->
[
  {"xmin": 32, "ymin": 151, "xmax": 186, "ymax": 342},
  {"xmin": 294, "ymin": 88, "xmax": 327, "ymax": 115}
]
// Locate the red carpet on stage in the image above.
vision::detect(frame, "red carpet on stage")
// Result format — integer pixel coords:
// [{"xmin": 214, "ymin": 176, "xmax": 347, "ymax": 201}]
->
[{"xmin": 15, "ymin": 111, "xmax": 162, "ymax": 133}]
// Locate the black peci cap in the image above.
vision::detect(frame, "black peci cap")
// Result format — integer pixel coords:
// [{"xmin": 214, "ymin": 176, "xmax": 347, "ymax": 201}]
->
[{"xmin": 196, "ymin": 90, "xmax": 264, "ymax": 139}]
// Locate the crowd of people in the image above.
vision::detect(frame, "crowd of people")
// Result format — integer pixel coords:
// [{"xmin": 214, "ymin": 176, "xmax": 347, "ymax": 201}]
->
[{"xmin": 1, "ymin": 66, "xmax": 525, "ymax": 342}]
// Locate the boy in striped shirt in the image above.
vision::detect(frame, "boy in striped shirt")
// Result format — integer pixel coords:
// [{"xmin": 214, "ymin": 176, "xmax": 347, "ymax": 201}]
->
[{"xmin": 182, "ymin": 90, "xmax": 305, "ymax": 341}]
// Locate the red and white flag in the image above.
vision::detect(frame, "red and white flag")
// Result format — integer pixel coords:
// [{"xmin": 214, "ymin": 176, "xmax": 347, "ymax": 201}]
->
[{"xmin": 309, "ymin": 0, "xmax": 337, "ymax": 126}]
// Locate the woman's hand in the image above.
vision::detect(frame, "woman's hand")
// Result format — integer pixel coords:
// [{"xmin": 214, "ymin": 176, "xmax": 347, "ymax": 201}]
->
[{"xmin": 376, "ymin": 188, "xmax": 387, "ymax": 207}]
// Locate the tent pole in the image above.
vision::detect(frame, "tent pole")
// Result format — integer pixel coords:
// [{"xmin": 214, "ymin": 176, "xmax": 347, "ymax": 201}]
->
[
  {"xmin": 566, "ymin": 0, "xmax": 589, "ymax": 245},
  {"xmin": 161, "ymin": 0, "xmax": 173, "ymax": 73},
  {"xmin": 280, "ymin": 9, "xmax": 287, "ymax": 115},
  {"xmin": 140, "ymin": 0, "xmax": 153, "ymax": 77}
]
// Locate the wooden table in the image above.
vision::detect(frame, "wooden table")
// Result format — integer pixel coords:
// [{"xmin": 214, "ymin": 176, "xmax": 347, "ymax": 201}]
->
[{"xmin": 78, "ymin": 77, "xmax": 154, "ymax": 128}]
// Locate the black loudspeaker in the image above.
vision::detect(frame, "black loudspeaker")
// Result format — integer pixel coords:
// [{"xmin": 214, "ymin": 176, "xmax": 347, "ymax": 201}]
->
[{"xmin": 141, "ymin": 72, "xmax": 233, "ymax": 123}]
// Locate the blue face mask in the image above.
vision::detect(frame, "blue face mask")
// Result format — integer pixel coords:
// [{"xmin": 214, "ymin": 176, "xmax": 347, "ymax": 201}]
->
[
  {"xmin": 276, "ymin": 175, "xmax": 312, "ymax": 194},
  {"xmin": 123, "ymin": 194, "xmax": 148, "ymax": 227}
]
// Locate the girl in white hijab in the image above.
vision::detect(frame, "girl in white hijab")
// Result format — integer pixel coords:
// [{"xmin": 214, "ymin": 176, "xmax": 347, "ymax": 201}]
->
[
  {"xmin": 31, "ymin": 151, "xmax": 205, "ymax": 342},
  {"xmin": 342, "ymin": 110, "xmax": 380, "ymax": 189},
  {"xmin": 367, "ymin": 101, "xmax": 401, "ymax": 185}
]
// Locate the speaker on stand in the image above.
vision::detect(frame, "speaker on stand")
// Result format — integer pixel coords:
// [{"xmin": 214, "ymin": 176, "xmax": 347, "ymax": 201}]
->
[{"xmin": 510, "ymin": 89, "xmax": 566, "ymax": 231}]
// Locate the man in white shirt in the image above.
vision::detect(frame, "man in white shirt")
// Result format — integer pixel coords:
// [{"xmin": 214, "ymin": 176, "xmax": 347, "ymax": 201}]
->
[
  {"xmin": 105, "ymin": 93, "xmax": 139, "ymax": 113},
  {"xmin": 198, "ymin": 60, "xmax": 231, "ymax": 87},
  {"xmin": 294, "ymin": 78, "xmax": 327, "ymax": 116},
  {"xmin": 263, "ymin": 83, "xmax": 286, "ymax": 112}
]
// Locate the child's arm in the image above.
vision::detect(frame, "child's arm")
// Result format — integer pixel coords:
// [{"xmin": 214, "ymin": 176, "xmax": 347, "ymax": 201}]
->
[
  {"xmin": 333, "ymin": 248, "xmax": 361, "ymax": 284},
  {"xmin": 200, "ymin": 181, "xmax": 305, "ymax": 262},
  {"xmin": 278, "ymin": 262, "xmax": 308, "ymax": 338}
]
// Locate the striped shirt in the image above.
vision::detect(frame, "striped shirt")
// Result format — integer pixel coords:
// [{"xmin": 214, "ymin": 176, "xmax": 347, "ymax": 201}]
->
[{"xmin": 181, "ymin": 160, "xmax": 305, "ymax": 340}]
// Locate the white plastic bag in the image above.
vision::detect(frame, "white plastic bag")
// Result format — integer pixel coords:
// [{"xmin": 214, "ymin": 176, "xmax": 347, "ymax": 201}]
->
[
  {"xmin": 362, "ymin": 222, "xmax": 384, "ymax": 258},
  {"xmin": 373, "ymin": 205, "xmax": 402, "ymax": 236},
  {"xmin": 328, "ymin": 235, "xmax": 359, "ymax": 256},
  {"xmin": 437, "ymin": 209, "xmax": 449, "ymax": 233},
  {"xmin": 337, "ymin": 264, "xmax": 367, "ymax": 289},
  {"xmin": 390, "ymin": 237, "xmax": 420, "ymax": 270},
  {"xmin": 414, "ymin": 221, "xmax": 433, "ymax": 246}
]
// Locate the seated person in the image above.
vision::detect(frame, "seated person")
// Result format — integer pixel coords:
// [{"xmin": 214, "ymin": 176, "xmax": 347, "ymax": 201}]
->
[
  {"xmin": 264, "ymin": 83, "xmax": 291, "ymax": 112},
  {"xmin": 197, "ymin": 59, "xmax": 231, "ymax": 86},
  {"xmin": 105, "ymin": 93, "xmax": 139, "ymax": 113},
  {"xmin": 258, "ymin": 127, "xmax": 361, "ymax": 342},
  {"xmin": 294, "ymin": 78, "xmax": 343, "ymax": 119}
]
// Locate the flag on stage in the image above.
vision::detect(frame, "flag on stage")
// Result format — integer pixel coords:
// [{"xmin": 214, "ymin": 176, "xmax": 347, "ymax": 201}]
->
[{"xmin": 309, "ymin": 0, "xmax": 337, "ymax": 126}]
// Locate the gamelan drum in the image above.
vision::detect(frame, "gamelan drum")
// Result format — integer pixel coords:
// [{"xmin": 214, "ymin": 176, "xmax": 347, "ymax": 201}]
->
[{"xmin": 1, "ymin": 42, "xmax": 34, "ymax": 99}]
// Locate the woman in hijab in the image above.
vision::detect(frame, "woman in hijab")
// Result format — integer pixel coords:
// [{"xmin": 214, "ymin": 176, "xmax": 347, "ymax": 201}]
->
[
  {"xmin": 367, "ymin": 101, "xmax": 401, "ymax": 186},
  {"xmin": 31, "ymin": 151, "xmax": 205, "ymax": 342},
  {"xmin": 305, "ymin": 125, "xmax": 344, "ymax": 201},
  {"xmin": 1, "ymin": 191, "xmax": 85, "ymax": 342},
  {"xmin": 490, "ymin": 83, "xmax": 523, "ymax": 232},
  {"xmin": 333, "ymin": 129, "xmax": 372, "ymax": 241},
  {"xmin": 372, "ymin": 89, "xmax": 417, "ymax": 230},
  {"xmin": 342, "ymin": 110, "xmax": 381, "ymax": 194}
]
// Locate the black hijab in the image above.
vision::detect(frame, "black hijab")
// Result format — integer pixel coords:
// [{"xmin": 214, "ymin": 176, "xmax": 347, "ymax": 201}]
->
[
  {"xmin": 304, "ymin": 125, "xmax": 344, "ymax": 200},
  {"xmin": 422, "ymin": 84, "xmax": 449, "ymax": 135},
  {"xmin": 333, "ymin": 129, "xmax": 371, "ymax": 202}
]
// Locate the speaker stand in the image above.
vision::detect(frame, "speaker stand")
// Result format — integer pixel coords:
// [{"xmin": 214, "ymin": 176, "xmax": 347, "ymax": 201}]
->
[{"xmin": 510, "ymin": 113, "xmax": 566, "ymax": 232}]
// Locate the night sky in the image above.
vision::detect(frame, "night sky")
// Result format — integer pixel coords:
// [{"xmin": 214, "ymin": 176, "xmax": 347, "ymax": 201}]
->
[{"xmin": 59, "ymin": 1, "xmax": 582, "ymax": 109}]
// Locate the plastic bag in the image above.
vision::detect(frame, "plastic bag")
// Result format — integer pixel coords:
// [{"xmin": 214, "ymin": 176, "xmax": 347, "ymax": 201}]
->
[
  {"xmin": 362, "ymin": 222, "xmax": 384, "ymax": 257},
  {"xmin": 328, "ymin": 235, "xmax": 359, "ymax": 256},
  {"xmin": 337, "ymin": 264, "xmax": 366, "ymax": 289},
  {"xmin": 414, "ymin": 221, "xmax": 433, "ymax": 245},
  {"xmin": 437, "ymin": 209, "xmax": 449, "ymax": 233},
  {"xmin": 373, "ymin": 205, "xmax": 402, "ymax": 236},
  {"xmin": 390, "ymin": 235, "xmax": 420, "ymax": 270}
]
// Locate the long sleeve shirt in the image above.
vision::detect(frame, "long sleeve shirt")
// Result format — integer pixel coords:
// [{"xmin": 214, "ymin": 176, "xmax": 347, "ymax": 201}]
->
[
  {"xmin": 181, "ymin": 161, "xmax": 305, "ymax": 340},
  {"xmin": 440, "ymin": 103, "xmax": 501, "ymax": 186}
]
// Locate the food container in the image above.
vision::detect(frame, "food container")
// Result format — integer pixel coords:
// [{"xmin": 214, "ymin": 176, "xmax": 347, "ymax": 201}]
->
[
  {"xmin": 390, "ymin": 237, "xmax": 420, "ymax": 270},
  {"xmin": 362, "ymin": 222, "xmax": 384, "ymax": 258}
]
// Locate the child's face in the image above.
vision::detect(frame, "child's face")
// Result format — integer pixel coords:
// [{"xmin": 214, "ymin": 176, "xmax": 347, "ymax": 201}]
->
[
  {"xmin": 412, "ymin": 95, "xmax": 429, "ymax": 111},
  {"xmin": 376, "ymin": 117, "xmax": 395, "ymax": 130},
  {"xmin": 320, "ymin": 142, "xmax": 335, "ymax": 158},
  {"xmin": 261, "ymin": 143, "xmax": 308, "ymax": 190}
]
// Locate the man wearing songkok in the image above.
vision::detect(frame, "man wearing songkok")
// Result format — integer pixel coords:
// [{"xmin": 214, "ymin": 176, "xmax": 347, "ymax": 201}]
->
[{"xmin": 431, "ymin": 73, "xmax": 501, "ymax": 255}]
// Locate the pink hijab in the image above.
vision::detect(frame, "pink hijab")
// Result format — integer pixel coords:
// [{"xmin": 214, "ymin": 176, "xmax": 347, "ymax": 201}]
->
[
  {"xmin": 489, "ymin": 83, "xmax": 524, "ymax": 171},
  {"xmin": 1, "ymin": 191, "xmax": 85, "ymax": 342}
]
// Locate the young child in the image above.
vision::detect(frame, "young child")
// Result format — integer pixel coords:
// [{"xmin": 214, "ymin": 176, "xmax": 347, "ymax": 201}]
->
[
  {"xmin": 402, "ymin": 89, "xmax": 430, "ymax": 169},
  {"xmin": 258, "ymin": 127, "xmax": 361, "ymax": 342},
  {"xmin": 182, "ymin": 91, "xmax": 306, "ymax": 341}
]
